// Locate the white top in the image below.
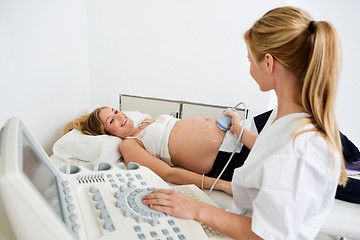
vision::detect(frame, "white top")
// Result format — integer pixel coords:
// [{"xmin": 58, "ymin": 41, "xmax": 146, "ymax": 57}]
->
[
  {"xmin": 126, "ymin": 115, "xmax": 179, "ymax": 166},
  {"xmin": 231, "ymin": 110, "xmax": 341, "ymax": 240}
]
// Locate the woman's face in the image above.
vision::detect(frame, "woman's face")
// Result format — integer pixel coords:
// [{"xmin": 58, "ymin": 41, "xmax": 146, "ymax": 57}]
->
[{"xmin": 98, "ymin": 107, "xmax": 134, "ymax": 138}]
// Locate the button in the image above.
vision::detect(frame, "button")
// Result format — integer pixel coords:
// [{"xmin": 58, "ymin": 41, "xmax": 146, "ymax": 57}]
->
[
  {"xmin": 65, "ymin": 195, "xmax": 73, "ymax": 203},
  {"xmin": 120, "ymin": 185, "xmax": 126, "ymax": 192},
  {"xmin": 99, "ymin": 210, "xmax": 108, "ymax": 219},
  {"xmin": 128, "ymin": 162, "xmax": 140, "ymax": 170},
  {"xmin": 133, "ymin": 207, "xmax": 141, "ymax": 213},
  {"xmin": 137, "ymin": 233, "xmax": 146, "ymax": 240},
  {"xmin": 108, "ymin": 225, "xmax": 115, "ymax": 232},
  {"xmin": 134, "ymin": 225, "xmax": 141, "ymax": 232},
  {"xmin": 168, "ymin": 220, "xmax": 175, "ymax": 226},
  {"xmin": 93, "ymin": 194, "xmax": 101, "ymax": 201},
  {"xmin": 103, "ymin": 220, "xmax": 112, "ymax": 230},
  {"xmin": 162, "ymin": 229, "xmax": 169, "ymax": 235},
  {"xmin": 62, "ymin": 181, "xmax": 69, "ymax": 187},
  {"xmin": 90, "ymin": 186, "xmax": 97, "ymax": 193},
  {"xmin": 67, "ymin": 204, "xmax": 75, "ymax": 212},
  {"xmin": 150, "ymin": 231, "xmax": 158, "ymax": 238},
  {"xmin": 114, "ymin": 191, "xmax": 121, "ymax": 198},
  {"xmin": 96, "ymin": 202, "xmax": 105, "ymax": 210},
  {"xmin": 69, "ymin": 213, "xmax": 78, "ymax": 222},
  {"xmin": 72, "ymin": 224, "xmax": 81, "ymax": 232},
  {"xmin": 136, "ymin": 215, "xmax": 143, "ymax": 222},
  {"xmin": 115, "ymin": 200, "xmax": 124, "ymax": 208},
  {"xmin": 63, "ymin": 188, "xmax": 71, "ymax": 195},
  {"xmin": 151, "ymin": 213, "xmax": 160, "ymax": 218},
  {"xmin": 124, "ymin": 210, "xmax": 131, "ymax": 217},
  {"xmin": 128, "ymin": 201, "xmax": 136, "ymax": 209},
  {"xmin": 173, "ymin": 227, "xmax": 180, "ymax": 233},
  {"xmin": 118, "ymin": 162, "xmax": 125, "ymax": 169},
  {"xmin": 178, "ymin": 234, "xmax": 186, "ymax": 240},
  {"xmin": 141, "ymin": 210, "xmax": 150, "ymax": 217},
  {"xmin": 151, "ymin": 219, "xmax": 158, "ymax": 226}
]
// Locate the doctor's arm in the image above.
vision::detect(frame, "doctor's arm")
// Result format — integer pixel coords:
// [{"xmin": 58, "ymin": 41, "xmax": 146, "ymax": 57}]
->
[
  {"xmin": 225, "ymin": 111, "xmax": 258, "ymax": 150},
  {"xmin": 119, "ymin": 139, "xmax": 232, "ymax": 195},
  {"xmin": 143, "ymin": 189, "xmax": 262, "ymax": 240}
]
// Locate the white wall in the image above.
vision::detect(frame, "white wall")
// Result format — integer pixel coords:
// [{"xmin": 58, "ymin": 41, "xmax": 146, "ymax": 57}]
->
[
  {"xmin": 0, "ymin": 0, "xmax": 91, "ymax": 154},
  {"xmin": 87, "ymin": 0, "xmax": 359, "ymax": 147},
  {"xmin": 87, "ymin": 0, "xmax": 286, "ymax": 117}
]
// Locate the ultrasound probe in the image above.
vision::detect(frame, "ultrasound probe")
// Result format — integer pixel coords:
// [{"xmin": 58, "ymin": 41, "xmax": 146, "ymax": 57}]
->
[{"xmin": 209, "ymin": 102, "xmax": 247, "ymax": 194}]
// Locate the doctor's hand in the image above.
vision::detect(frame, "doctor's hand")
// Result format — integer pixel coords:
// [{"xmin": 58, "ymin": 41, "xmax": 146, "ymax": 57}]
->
[
  {"xmin": 142, "ymin": 189, "xmax": 201, "ymax": 220},
  {"xmin": 224, "ymin": 110, "xmax": 242, "ymax": 138}
]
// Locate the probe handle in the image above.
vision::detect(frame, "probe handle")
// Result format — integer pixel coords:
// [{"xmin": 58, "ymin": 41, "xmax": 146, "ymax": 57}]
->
[{"xmin": 216, "ymin": 108, "xmax": 236, "ymax": 131}]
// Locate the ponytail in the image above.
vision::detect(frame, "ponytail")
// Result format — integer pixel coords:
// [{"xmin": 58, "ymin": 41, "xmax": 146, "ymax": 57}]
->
[{"xmin": 303, "ymin": 21, "xmax": 347, "ymax": 185}]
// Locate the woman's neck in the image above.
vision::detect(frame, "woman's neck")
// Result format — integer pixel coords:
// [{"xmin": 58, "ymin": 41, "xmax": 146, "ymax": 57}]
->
[
  {"xmin": 273, "ymin": 74, "xmax": 305, "ymax": 121},
  {"xmin": 275, "ymin": 101, "xmax": 305, "ymax": 122},
  {"xmin": 121, "ymin": 127, "xmax": 142, "ymax": 139},
  {"xmin": 122, "ymin": 119, "xmax": 155, "ymax": 139}
]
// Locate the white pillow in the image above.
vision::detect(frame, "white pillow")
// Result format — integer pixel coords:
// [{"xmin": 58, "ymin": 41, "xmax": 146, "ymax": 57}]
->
[
  {"xmin": 53, "ymin": 129, "xmax": 122, "ymax": 163},
  {"xmin": 52, "ymin": 111, "xmax": 151, "ymax": 163}
]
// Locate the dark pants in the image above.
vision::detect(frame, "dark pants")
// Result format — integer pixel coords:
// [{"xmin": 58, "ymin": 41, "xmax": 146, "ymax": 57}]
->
[{"xmin": 206, "ymin": 148, "xmax": 250, "ymax": 181}]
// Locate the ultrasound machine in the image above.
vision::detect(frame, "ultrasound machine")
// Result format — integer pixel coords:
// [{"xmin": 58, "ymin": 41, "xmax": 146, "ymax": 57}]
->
[{"xmin": 0, "ymin": 117, "xmax": 223, "ymax": 240}]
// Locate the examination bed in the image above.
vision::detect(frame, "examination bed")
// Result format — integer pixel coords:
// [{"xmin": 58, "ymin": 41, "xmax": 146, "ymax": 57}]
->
[{"xmin": 50, "ymin": 93, "xmax": 360, "ymax": 240}]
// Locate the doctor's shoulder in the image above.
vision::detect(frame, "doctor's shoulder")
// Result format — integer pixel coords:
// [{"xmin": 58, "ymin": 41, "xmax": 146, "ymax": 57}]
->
[{"xmin": 291, "ymin": 125, "xmax": 342, "ymax": 178}]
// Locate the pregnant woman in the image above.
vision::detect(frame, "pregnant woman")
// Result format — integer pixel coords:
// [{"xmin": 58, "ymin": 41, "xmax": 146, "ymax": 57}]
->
[{"xmin": 65, "ymin": 106, "xmax": 256, "ymax": 195}]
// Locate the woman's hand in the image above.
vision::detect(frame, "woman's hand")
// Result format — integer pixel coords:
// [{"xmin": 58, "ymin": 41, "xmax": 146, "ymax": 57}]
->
[{"xmin": 142, "ymin": 189, "xmax": 200, "ymax": 219}]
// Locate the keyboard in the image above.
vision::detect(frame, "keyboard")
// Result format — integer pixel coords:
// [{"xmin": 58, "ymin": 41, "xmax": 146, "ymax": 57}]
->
[{"xmin": 171, "ymin": 184, "xmax": 223, "ymax": 238}]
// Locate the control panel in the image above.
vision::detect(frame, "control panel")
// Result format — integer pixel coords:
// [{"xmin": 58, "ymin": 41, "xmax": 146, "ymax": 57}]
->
[{"xmin": 57, "ymin": 161, "xmax": 208, "ymax": 240}]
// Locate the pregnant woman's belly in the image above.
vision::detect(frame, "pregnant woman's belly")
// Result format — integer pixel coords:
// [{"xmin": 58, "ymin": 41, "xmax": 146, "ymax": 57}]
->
[{"xmin": 168, "ymin": 117, "xmax": 226, "ymax": 173}]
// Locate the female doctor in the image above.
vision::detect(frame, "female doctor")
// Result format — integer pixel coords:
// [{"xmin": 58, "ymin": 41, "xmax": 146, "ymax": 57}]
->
[{"xmin": 142, "ymin": 6, "xmax": 348, "ymax": 239}]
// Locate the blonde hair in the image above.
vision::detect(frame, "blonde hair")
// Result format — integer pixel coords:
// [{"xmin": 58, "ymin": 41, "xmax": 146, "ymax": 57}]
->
[
  {"xmin": 244, "ymin": 6, "xmax": 347, "ymax": 186},
  {"xmin": 63, "ymin": 114, "xmax": 88, "ymax": 135},
  {"xmin": 63, "ymin": 107, "xmax": 109, "ymax": 136}
]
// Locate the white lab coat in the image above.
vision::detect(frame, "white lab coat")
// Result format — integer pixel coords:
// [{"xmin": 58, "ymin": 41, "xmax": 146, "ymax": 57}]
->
[{"xmin": 230, "ymin": 111, "xmax": 341, "ymax": 240}]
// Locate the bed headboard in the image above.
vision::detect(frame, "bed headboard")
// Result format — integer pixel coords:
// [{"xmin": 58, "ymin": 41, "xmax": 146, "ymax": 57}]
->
[{"xmin": 119, "ymin": 94, "xmax": 248, "ymax": 120}]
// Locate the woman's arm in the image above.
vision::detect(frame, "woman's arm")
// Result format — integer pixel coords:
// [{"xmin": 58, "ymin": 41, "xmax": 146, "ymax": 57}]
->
[
  {"xmin": 120, "ymin": 139, "xmax": 232, "ymax": 195},
  {"xmin": 224, "ymin": 111, "xmax": 258, "ymax": 150},
  {"xmin": 142, "ymin": 189, "xmax": 262, "ymax": 240}
]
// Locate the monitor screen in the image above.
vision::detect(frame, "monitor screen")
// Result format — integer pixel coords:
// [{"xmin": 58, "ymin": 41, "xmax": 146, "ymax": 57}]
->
[{"xmin": 22, "ymin": 126, "xmax": 64, "ymax": 221}]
